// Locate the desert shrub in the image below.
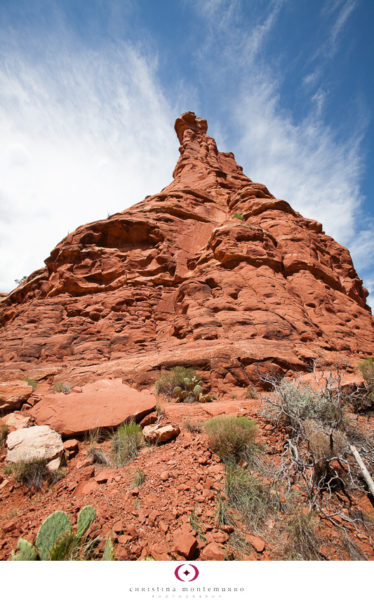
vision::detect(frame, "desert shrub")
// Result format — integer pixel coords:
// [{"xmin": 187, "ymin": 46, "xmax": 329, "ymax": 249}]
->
[
  {"xmin": 54, "ymin": 382, "xmax": 72, "ymax": 394},
  {"xmin": 263, "ymin": 379, "xmax": 344, "ymax": 434},
  {"xmin": 245, "ymin": 385, "xmax": 257, "ymax": 399},
  {"xmin": 304, "ymin": 419, "xmax": 348, "ymax": 482},
  {"xmin": 155, "ymin": 400, "xmax": 164, "ymax": 416},
  {"xmin": 132, "ymin": 468, "xmax": 146, "ymax": 488},
  {"xmin": 233, "ymin": 212, "xmax": 244, "ymax": 220},
  {"xmin": 88, "ymin": 447, "xmax": 109, "ymax": 465},
  {"xmin": 262, "ymin": 372, "xmax": 374, "ymax": 504},
  {"xmin": 112, "ymin": 423, "xmax": 143, "ymax": 466},
  {"xmin": 354, "ymin": 358, "xmax": 374, "ymax": 411},
  {"xmin": 225, "ymin": 465, "xmax": 282, "ymax": 531},
  {"xmin": 358, "ymin": 357, "xmax": 374, "ymax": 387},
  {"xmin": 204, "ymin": 416, "xmax": 257, "ymax": 463},
  {"xmin": 215, "ymin": 493, "xmax": 233, "ymax": 527},
  {"xmin": 12, "ymin": 460, "xmax": 50, "ymax": 492},
  {"xmin": 284, "ymin": 511, "xmax": 322, "ymax": 560},
  {"xmin": 189, "ymin": 506, "xmax": 206, "ymax": 541},
  {"xmin": 23, "ymin": 377, "xmax": 38, "ymax": 391},
  {"xmin": 183, "ymin": 419, "xmax": 202, "ymax": 433},
  {"xmin": 0, "ymin": 421, "xmax": 8, "ymax": 446}
]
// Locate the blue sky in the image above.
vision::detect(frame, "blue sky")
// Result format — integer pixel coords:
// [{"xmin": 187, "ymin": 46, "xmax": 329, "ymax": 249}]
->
[{"xmin": 0, "ymin": 0, "xmax": 373, "ymax": 308}]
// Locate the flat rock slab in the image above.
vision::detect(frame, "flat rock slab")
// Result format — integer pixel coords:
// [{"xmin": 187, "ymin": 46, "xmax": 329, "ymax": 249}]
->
[
  {"xmin": 6, "ymin": 425, "xmax": 63, "ymax": 463},
  {"xmin": 30, "ymin": 378, "xmax": 156, "ymax": 436}
]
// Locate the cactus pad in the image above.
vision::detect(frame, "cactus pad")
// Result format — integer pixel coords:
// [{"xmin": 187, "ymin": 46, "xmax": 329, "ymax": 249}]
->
[
  {"xmin": 36, "ymin": 510, "xmax": 71, "ymax": 560},
  {"xmin": 102, "ymin": 536, "xmax": 115, "ymax": 561},
  {"xmin": 77, "ymin": 505, "xmax": 96, "ymax": 538},
  {"xmin": 11, "ymin": 538, "xmax": 37, "ymax": 561}
]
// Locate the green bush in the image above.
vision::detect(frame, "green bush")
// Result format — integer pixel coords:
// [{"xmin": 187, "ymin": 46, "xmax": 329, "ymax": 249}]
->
[
  {"xmin": 233, "ymin": 212, "xmax": 244, "ymax": 220},
  {"xmin": 10, "ymin": 459, "xmax": 65, "ymax": 492},
  {"xmin": 263, "ymin": 380, "xmax": 343, "ymax": 432},
  {"xmin": 54, "ymin": 382, "xmax": 72, "ymax": 394},
  {"xmin": 356, "ymin": 358, "xmax": 374, "ymax": 411},
  {"xmin": 112, "ymin": 423, "xmax": 143, "ymax": 466},
  {"xmin": 204, "ymin": 416, "xmax": 257, "ymax": 463},
  {"xmin": 225, "ymin": 465, "xmax": 281, "ymax": 531},
  {"xmin": 23, "ymin": 377, "xmax": 38, "ymax": 391},
  {"xmin": 284, "ymin": 511, "xmax": 322, "ymax": 560},
  {"xmin": 358, "ymin": 357, "xmax": 374, "ymax": 386},
  {"xmin": 132, "ymin": 468, "xmax": 146, "ymax": 488},
  {"xmin": 12, "ymin": 460, "xmax": 50, "ymax": 492}
]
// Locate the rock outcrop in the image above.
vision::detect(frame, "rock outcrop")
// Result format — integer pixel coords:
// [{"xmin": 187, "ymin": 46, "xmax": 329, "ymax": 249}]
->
[{"xmin": 0, "ymin": 111, "xmax": 373, "ymax": 394}]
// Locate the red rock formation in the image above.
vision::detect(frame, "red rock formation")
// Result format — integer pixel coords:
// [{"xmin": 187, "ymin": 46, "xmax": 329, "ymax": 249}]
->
[{"xmin": 0, "ymin": 112, "xmax": 373, "ymax": 393}]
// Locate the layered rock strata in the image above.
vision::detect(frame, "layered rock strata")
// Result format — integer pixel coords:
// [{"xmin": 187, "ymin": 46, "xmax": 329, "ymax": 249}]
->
[{"xmin": 0, "ymin": 112, "xmax": 373, "ymax": 393}]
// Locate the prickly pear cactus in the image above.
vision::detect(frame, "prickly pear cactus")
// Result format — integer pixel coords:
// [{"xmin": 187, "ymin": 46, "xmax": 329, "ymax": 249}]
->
[
  {"xmin": 193, "ymin": 384, "xmax": 203, "ymax": 398},
  {"xmin": 102, "ymin": 536, "xmax": 115, "ymax": 561},
  {"xmin": 183, "ymin": 377, "xmax": 193, "ymax": 391},
  {"xmin": 49, "ymin": 531, "xmax": 77, "ymax": 560},
  {"xmin": 11, "ymin": 538, "xmax": 37, "ymax": 561},
  {"xmin": 35, "ymin": 510, "xmax": 71, "ymax": 560},
  {"xmin": 77, "ymin": 505, "xmax": 96, "ymax": 539},
  {"xmin": 173, "ymin": 385, "xmax": 183, "ymax": 398}
]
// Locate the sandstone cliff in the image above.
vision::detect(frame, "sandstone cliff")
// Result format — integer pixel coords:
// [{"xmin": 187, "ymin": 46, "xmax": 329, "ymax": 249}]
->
[{"xmin": 0, "ymin": 112, "xmax": 373, "ymax": 390}]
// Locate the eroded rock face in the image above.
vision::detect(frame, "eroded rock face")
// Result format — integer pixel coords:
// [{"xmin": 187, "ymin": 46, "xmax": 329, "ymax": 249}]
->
[{"xmin": 0, "ymin": 111, "xmax": 373, "ymax": 391}]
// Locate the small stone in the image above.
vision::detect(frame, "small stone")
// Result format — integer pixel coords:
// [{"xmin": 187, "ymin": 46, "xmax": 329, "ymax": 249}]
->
[
  {"xmin": 246, "ymin": 533, "xmax": 265, "ymax": 553},
  {"xmin": 201, "ymin": 542, "xmax": 225, "ymax": 561},
  {"xmin": 139, "ymin": 412, "xmax": 158, "ymax": 427},
  {"xmin": 46, "ymin": 457, "xmax": 61, "ymax": 472},
  {"xmin": 203, "ymin": 478, "xmax": 214, "ymax": 489},
  {"xmin": 63, "ymin": 439, "xmax": 79, "ymax": 456},
  {"xmin": 213, "ymin": 531, "xmax": 229, "ymax": 543},
  {"xmin": 74, "ymin": 480, "xmax": 99, "ymax": 496},
  {"xmin": 126, "ymin": 524, "xmax": 138, "ymax": 537},
  {"xmin": 77, "ymin": 456, "xmax": 94, "ymax": 469},
  {"xmin": 143, "ymin": 423, "xmax": 180, "ymax": 445},
  {"xmin": 2, "ymin": 519, "xmax": 17, "ymax": 533},
  {"xmin": 160, "ymin": 471, "xmax": 169, "ymax": 481},
  {"xmin": 173, "ymin": 527, "xmax": 198, "ymax": 559},
  {"xmin": 81, "ymin": 465, "xmax": 95, "ymax": 480},
  {"xmin": 131, "ymin": 487, "xmax": 139, "ymax": 496},
  {"xmin": 118, "ymin": 534, "xmax": 132, "ymax": 545},
  {"xmin": 159, "ymin": 520, "xmax": 169, "ymax": 534}
]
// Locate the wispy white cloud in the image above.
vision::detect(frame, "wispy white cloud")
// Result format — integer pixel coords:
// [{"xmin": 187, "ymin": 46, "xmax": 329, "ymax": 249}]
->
[
  {"xmin": 304, "ymin": 0, "xmax": 358, "ymax": 91},
  {"xmin": 0, "ymin": 40, "xmax": 178, "ymax": 292},
  {"xmin": 323, "ymin": 0, "xmax": 357, "ymax": 57},
  {"xmin": 193, "ymin": 0, "xmax": 371, "ymax": 305}
]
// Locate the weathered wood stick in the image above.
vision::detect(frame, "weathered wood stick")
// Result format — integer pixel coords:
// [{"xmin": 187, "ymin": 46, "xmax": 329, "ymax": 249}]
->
[{"xmin": 350, "ymin": 444, "xmax": 374, "ymax": 497}]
